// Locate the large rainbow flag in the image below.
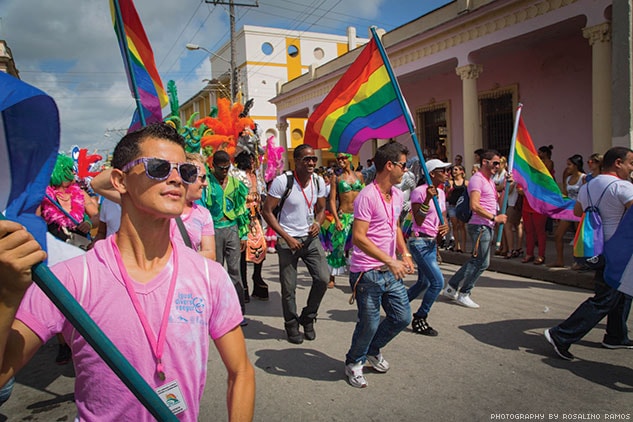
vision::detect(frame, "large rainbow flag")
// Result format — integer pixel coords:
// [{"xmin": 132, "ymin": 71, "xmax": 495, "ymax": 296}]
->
[
  {"xmin": 110, "ymin": 0, "xmax": 168, "ymax": 131},
  {"xmin": 511, "ymin": 116, "xmax": 578, "ymax": 221},
  {"xmin": 304, "ymin": 35, "xmax": 409, "ymax": 154}
]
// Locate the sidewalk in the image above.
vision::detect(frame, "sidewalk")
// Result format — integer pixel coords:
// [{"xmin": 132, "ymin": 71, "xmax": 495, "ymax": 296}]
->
[{"xmin": 440, "ymin": 230, "xmax": 596, "ymax": 290}]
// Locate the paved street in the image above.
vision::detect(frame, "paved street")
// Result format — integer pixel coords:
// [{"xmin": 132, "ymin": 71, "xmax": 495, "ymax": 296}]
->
[{"xmin": 1, "ymin": 251, "xmax": 631, "ymax": 421}]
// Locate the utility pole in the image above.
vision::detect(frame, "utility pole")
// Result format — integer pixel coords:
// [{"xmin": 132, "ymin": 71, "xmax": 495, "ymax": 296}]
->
[{"xmin": 205, "ymin": 0, "xmax": 259, "ymax": 103}]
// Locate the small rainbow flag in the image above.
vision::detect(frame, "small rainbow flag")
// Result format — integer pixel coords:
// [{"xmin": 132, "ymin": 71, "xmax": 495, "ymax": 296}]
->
[
  {"xmin": 304, "ymin": 35, "xmax": 409, "ymax": 154},
  {"xmin": 110, "ymin": 0, "xmax": 168, "ymax": 131},
  {"xmin": 511, "ymin": 116, "xmax": 579, "ymax": 221}
]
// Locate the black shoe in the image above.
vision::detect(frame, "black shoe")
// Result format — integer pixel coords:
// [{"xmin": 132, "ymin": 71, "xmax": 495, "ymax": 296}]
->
[
  {"xmin": 285, "ymin": 319, "xmax": 304, "ymax": 344},
  {"xmin": 55, "ymin": 344, "xmax": 72, "ymax": 365},
  {"xmin": 411, "ymin": 317, "xmax": 438, "ymax": 336},
  {"xmin": 544, "ymin": 329, "xmax": 574, "ymax": 360},
  {"xmin": 240, "ymin": 318, "xmax": 249, "ymax": 327},
  {"xmin": 601, "ymin": 339, "xmax": 633, "ymax": 349},
  {"xmin": 299, "ymin": 314, "xmax": 316, "ymax": 341},
  {"xmin": 251, "ymin": 277, "xmax": 269, "ymax": 300}
]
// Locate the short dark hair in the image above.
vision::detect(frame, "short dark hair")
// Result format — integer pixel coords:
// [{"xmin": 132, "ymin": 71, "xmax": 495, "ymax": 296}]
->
[
  {"xmin": 480, "ymin": 149, "xmax": 501, "ymax": 163},
  {"xmin": 293, "ymin": 144, "xmax": 313, "ymax": 159},
  {"xmin": 234, "ymin": 151, "xmax": 253, "ymax": 171},
  {"xmin": 112, "ymin": 123, "xmax": 185, "ymax": 170},
  {"xmin": 603, "ymin": 146, "xmax": 633, "ymax": 169},
  {"xmin": 213, "ymin": 150, "xmax": 231, "ymax": 165},
  {"xmin": 374, "ymin": 141, "xmax": 409, "ymax": 172}
]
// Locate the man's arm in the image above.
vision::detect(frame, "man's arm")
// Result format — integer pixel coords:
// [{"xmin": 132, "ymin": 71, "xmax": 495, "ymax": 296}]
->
[
  {"xmin": 261, "ymin": 195, "xmax": 301, "ymax": 251},
  {"xmin": 470, "ymin": 190, "xmax": 507, "ymax": 224},
  {"xmin": 91, "ymin": 169, "xmax": 121, "ymax": 204},
  {"xmin": 352, "ymin": 219, "xmax": 409, "ymax": 280},
  {"xmin": 213, "ymin": 326, "xmax": 255, "ymax": 422},
  {"xmin": 0, "ymin": 221, "xmax": 47, "ymax": 387},
  {"xmin": 574, "ymin": 201, "xmax": 584, "ymax": 218}
]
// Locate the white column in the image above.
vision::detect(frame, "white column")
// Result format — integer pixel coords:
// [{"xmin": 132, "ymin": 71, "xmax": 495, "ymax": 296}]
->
[
  {"xmin": 456, "ymin": 64, "xmax": 483, "ymax": 171},
  {"xmin": 583, "ymin": 22, "xmax": 612, "ymax": 154}
]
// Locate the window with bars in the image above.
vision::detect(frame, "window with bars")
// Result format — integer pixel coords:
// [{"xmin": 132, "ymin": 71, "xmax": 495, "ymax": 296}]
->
[
  {"xmin": 480, "ymin": 93, "xmax": 513, "ymax": 158},
  {"xmin": 418, "ymin": 107, "xmax": 447, "ymax": 160}
]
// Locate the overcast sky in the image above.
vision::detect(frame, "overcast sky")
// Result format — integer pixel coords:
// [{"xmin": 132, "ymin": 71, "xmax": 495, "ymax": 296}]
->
[{"xmin": 0, "ymin": 0, "xmax": 451, "ymax": 154}]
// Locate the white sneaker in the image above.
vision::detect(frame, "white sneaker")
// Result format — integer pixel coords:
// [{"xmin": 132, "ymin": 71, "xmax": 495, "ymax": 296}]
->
[
  {"xmin": 443, "ymin": 286, "xmax": 458, "ymax": 300},
  {"xmin": 456, "ymin": 293, "xmax": 480, "ymax": 308},
  {"xmin": 345, "ymin": 362, "xmax": 368, "ymax": 388},
  {"xmin": 366, "ymin": 353, "xmax": 390, "ymax": 373}
]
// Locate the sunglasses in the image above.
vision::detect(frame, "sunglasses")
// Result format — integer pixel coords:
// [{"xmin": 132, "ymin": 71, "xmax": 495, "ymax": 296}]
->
[
  {"xmin": 302, "ymin": 155, "xmax": 318, "ymax": 163},
  {"xmin": 434, "ymin": 168, "xmax": 451, "ymax": 173},
  {"xmin": 391, "ymin": 161, "xmax": 407, "ymax": 169},
  {"xmin": 487, "ymin": 160, "xmax": 501, "ymax": 167},
  {"xmin": 197, "ymin": 174, "xmax": 207, "ymax": 183},
  {"xmin": 122, "ymin": 157, "xmax": 198, "ymax": 184},
  {"xmin": 215, "ymin": 164, "xmax": 231, "ymax": 171}
]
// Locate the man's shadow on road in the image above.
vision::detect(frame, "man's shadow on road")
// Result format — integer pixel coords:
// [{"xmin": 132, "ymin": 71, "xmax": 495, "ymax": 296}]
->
[
  {"xmin": 460, "ymin": 318, "xmax": 633, "ymax": 392},
  {"xmin": 253, "ymin": 348, "xmax": 341, "ymax": 382}
]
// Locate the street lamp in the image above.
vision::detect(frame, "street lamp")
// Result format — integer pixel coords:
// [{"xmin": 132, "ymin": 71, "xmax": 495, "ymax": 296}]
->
[{"xmin": 186, "ymin": 43, "xmax": 236, "ymax": 103}]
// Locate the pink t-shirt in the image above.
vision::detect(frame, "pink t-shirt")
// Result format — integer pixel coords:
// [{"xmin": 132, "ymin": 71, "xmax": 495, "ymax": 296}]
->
[
  {"xmin": 468, "ymin": 171, "xmax": 498, "ymax": 228},
  {"xmin": 410, "ymin": 184, "xmax": 446, "ymax": 237},
  {"xmin": 171, "ymin": 203, "xmax": 215, "ymax": 251},
  {"xmin": 350, "ymin": 183, "xmax": 403, "ymax": 272},
  {"xmin": 16, "ymin": 236, "xmax": 242, "ymax": 421}
]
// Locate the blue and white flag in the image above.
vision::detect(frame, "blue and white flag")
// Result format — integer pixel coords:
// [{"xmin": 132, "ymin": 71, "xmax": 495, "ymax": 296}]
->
[
  {"xmin": 604, "ymin": 205, "xmax": 633, "ymax": 296},
  {"xmin": 0, "ymin": 72, "xmax": 60, "ymax": 252}
]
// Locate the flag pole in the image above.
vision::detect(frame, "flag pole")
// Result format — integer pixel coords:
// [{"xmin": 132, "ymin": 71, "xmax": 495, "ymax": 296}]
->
[
  {"xmin": 370, "ymin": 27, "xmax": 444, "ymax": 224},
  {"xmin": 112, "ymin": 0, "xmax": 146, "ymax": 127},
  {"xmin": 495, "ymin": 103, "xmax": 523, "ymax": 248}
]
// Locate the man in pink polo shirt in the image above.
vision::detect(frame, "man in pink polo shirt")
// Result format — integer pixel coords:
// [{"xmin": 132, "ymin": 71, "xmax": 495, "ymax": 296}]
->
[
  {"xmin": 407, "ymin": 159, "xmax": 451, "ymax": 335},
  {"xmin": 344, "ymin": 142, "xmax": 415, "ymax": 389},
  {"xmin": 0, "ymin": 123, "xmax": 255, "ymax": 421},
  {"xmin": 444, "ymin": 149, "xmax": 509, "ymax": 308}
]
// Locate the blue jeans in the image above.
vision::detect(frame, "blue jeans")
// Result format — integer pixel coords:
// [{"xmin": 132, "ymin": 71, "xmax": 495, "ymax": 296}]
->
[
  {"xmin": 550, "ymin": 271, "xmax": 631, "ymax": 346},
  {"xmin": 0, "ymin": 377, "xmax": 14, "ymax": 406},
  {"xmin": 345, "ymin": 270, "xmax": 411, "ymax": 365},
  {"xmin": 447, "ymin": 224, "xmax": 492, "ymax": 294},
  {"xmin": 276, "ymin": 236, "xmax": 329, "ymax": 322},
  {"xmin": 407, "ymin": 237, "xmax": 444, "ymax": 319}
]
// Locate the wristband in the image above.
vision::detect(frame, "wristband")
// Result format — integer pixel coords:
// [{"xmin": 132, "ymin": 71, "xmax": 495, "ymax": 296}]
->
[
  {"xmin": 490, "ymin": 215, "xmax": 495, "ymax": 222},
  {"xmin": 403, "ymin": 253, "xmax": 412, "ymax": 257}
]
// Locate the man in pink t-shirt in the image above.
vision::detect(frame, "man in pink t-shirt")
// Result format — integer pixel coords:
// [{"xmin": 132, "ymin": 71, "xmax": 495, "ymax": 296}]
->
[
  {"xmin": 344, "ymin": 142, "xmax": 415, "ymax": 389},
  {"xmin": 406, "ymin": 159, "xmax": 451, "ymax": 336},
  {"xmin": 444, "ymin": 149, "xmax": 509, "ymax": 308},
  {"xmin": 0, "ymin": 123, "xmax": 255, "ymax": 421}
]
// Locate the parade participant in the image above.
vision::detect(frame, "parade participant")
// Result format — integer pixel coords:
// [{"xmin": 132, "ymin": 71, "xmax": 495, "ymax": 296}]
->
[
  {"xmin": 545, "ymin": 147, "xmax": 633, "ymax": 360},
  {"xmin": 548, "ymin": 154, "xmax": 585, "ymax": 268},
  {"xmin": 407, "ymin": 159, "xmax": 451, "ymax": 336},
  {"xmin": 444, "ymin": 149, "xmax": 509, "ymax": 308},
  {"xmin": 262, "ymin": 145, "xmax": 329, "ymax": 344},
  {"xmin": 0, "ymin": 123, "xmax": 255, "ymax": 421},
  {"xmin": 234, "ymin": 151, "xmax": 269, "ymax": 301},
  {"xmin": 171, "ymin": 153, "xmax": 216, "ymax": 261},
  {"xmin": 205, "ymin": 150, "xmax": 249, "ymax": 319},
  {"xmin": 326, "ymin": 152, "xmax": 364, "ymax": 288},
  {"xmin": 344, "ymin": 141, "xmax": 415, "ymax": 388},
  {"xmin": 41, "ymin": 154, "xmax": 99, "ymax": 249},
  {"xmin": 446, "ymin": 164, "xmax": 468, "ymax": 253}
]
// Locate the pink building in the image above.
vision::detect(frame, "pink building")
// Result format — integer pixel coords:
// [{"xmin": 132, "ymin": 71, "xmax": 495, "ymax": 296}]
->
[{"xmin": 271, "ymin": 0, "xmax": 632, "ymax": 176}]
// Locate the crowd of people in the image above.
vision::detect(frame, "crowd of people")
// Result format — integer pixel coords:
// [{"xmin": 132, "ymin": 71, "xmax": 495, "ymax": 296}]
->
[{"xmin": 0, "ymin": 122, "xmax": 631, "ymax": 419}]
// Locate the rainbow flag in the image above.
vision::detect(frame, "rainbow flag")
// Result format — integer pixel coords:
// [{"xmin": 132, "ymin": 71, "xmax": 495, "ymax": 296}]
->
[
  {"xmin": 304, "ymin": 35, "xmax": 409, "ymax": 154},
  {"xmin": 110, "ymin": 0, "xmax": 168, "ymax": 131},
  {"xmin": 511, "ymin": 116, "xmax": 579, "ymax": 221}
]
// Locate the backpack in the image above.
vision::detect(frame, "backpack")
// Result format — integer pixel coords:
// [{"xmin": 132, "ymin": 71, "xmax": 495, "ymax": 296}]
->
[
  {"xmin": 455, "ymin": 188, "xmax": 472, "ymax": 223},
  {"xmin": 572, "ymin": 180, "xmax": 618, "ymax": 270},
  {"xmin": 272, "ymin": 171, "xmax": 321, "ymax": 220}
]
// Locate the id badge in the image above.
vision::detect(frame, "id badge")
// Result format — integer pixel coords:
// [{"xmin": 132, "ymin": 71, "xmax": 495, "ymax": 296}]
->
[
  {"xmin": 306, "ymin": 213, "xmax": 314, "ymax": 226},
  {"xmin": 155, "ymin": 380, "xmax": 188, "ymax": 415}
]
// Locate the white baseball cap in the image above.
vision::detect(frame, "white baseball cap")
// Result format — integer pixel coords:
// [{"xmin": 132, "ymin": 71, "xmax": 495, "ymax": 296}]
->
[{"xmin": 426, "ymin": 159, "xmax": 453, "ymax": 173}]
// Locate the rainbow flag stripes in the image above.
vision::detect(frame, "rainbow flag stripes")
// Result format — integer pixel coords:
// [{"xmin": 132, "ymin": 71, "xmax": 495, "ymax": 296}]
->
[
  {"xmin": 512, "ymin": 116, "xmax": 579, "ymax": 221},
  {"xmin": 304, "ymin": 37, "xmax": 409, "ymax": 154},
  {"xmin": 110, "ymin": 0, "xmax": 168, "ymax": 131}
]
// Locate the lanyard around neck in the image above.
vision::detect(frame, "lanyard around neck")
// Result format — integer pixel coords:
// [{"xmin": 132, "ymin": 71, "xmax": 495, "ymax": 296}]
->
[
  {"xmin": 112, "ymin": 237, "xmax": 178, "ymax": 381},
  {"xmin": 294, "ymin": 172, "xmax": 314, "ymax": 212}
]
